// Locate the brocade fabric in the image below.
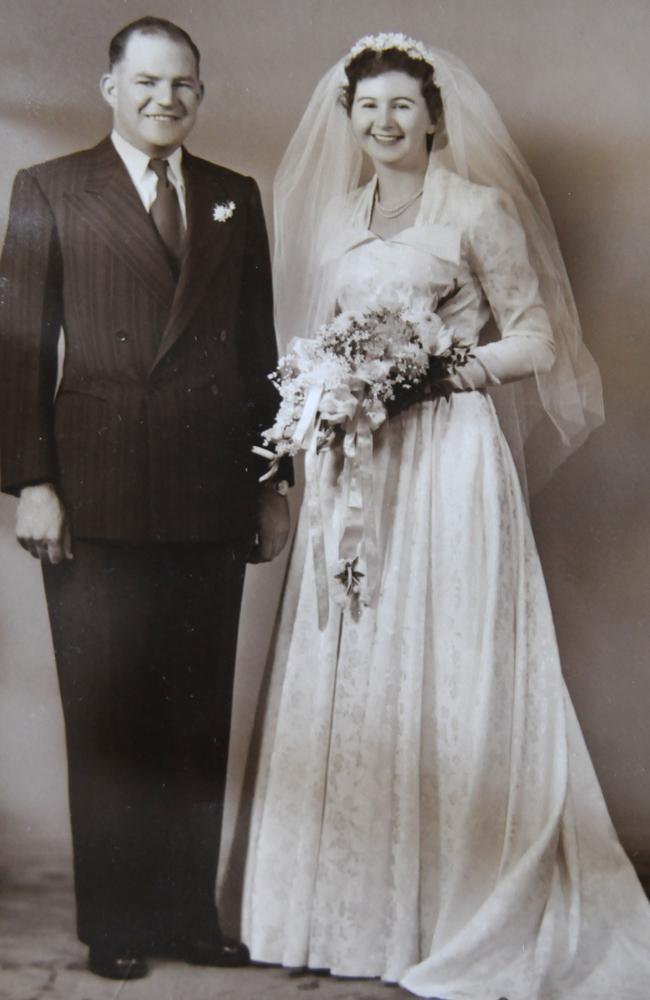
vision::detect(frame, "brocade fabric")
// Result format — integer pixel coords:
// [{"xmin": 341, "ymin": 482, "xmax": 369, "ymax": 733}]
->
[{"xmin": 241, "ymin": 167, "xmax": 650, "ymax": 999}]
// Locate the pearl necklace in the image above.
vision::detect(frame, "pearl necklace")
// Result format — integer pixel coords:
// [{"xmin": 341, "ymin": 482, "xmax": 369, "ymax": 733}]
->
[{"xmin": 374, "ymin": 187, "xmax": 424, "ymax": 219}]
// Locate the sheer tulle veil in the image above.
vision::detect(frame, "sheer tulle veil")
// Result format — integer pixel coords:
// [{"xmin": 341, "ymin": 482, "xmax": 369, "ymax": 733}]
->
[{"xmin": 272, "ymin": 34, "xmax": 603, "ymax": 493}]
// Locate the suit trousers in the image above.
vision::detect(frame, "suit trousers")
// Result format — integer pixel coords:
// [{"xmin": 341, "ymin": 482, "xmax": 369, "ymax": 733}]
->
[{"xmin": 42, "ymin": 538, "xmax": 247, "ymax": 952}]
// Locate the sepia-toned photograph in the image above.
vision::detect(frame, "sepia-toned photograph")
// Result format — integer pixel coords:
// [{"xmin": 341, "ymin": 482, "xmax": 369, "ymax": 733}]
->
[{"xmin": 1, "ymin": 2, "xmax": 649, "ymax": 998}]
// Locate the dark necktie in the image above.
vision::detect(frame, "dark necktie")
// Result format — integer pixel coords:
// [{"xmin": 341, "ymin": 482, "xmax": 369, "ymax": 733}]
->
[{"xmin": 149, "ymin": 158, "xmax": 183, "ymax": 263}]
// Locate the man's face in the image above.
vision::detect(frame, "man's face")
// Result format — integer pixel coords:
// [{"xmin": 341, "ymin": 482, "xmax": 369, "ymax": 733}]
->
[{"xmin": 101, "ymin": 31, "xmax": 203, "ymax": 158}]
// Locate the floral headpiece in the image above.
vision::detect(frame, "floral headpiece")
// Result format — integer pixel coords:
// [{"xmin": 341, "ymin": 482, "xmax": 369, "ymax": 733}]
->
[{"xmin": 345, "ymin": 32, "xmax": 436, "ymax": 70}]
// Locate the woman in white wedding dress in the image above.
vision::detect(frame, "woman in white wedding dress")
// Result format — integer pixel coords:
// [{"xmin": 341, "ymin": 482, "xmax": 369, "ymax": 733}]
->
[{"xmin": 241, "ymin": 35, "xmax": 650, "ymax": 1000}]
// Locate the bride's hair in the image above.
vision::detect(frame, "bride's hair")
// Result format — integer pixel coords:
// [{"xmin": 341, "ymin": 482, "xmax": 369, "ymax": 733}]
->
[{"xmin": 340, "ymin": 47, "xmax": 443, "ymax": 149}]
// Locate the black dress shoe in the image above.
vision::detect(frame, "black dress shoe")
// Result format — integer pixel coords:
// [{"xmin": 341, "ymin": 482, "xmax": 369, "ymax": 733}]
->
[
  {"xmin": 179, "ymin": 937, "xmax": 251, "ymax": 967},
  {"xmin": 88, "ymin": 948, "xmax": 149, "ymax": 980}
]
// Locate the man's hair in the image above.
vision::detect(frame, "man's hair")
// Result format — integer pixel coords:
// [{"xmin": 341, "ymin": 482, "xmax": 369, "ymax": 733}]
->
[{"xmin": 108, "ymin": 16, "xmax": 201, "ymax": 73}]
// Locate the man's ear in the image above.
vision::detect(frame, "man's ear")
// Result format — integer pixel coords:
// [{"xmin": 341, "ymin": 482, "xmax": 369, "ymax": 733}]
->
[
  {"xmin": 100, "ymin": 73, "xmax": 117, "ymax": 109},
  {"xmin": 197, "ymin": 81, "xmax": 205, "ymax": 105}
]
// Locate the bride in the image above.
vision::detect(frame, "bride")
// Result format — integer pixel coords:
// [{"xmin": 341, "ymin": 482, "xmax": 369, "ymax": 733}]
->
[{"xmin": 241, "ymin": 34, "xmax": 650, "ymax": 999}]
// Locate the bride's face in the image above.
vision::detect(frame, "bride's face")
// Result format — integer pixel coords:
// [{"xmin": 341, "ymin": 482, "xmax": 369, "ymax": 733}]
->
[{"xmin": 350, "ymin": 70, "xmax": 434, "ymax": 170}]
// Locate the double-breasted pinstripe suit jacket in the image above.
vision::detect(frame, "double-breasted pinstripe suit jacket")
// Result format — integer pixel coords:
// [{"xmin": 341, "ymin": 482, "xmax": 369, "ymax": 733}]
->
[{"xmin": 0, "ymin": 136, "xmax": 282, "ymax": 542}]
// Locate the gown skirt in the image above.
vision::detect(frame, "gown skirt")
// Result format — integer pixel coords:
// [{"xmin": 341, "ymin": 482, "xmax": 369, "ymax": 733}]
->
[{"xmin": 242, "ymin": 390, "xmax": 650, "ymax": 1000}]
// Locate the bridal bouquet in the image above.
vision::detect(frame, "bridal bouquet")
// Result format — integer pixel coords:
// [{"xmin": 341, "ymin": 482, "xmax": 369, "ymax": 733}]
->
[
  {"xmin": 257, "ymin": 296, "xmax": 471, "ymax": 469},
  {"xmin": 254, "ymin": 293, "xmax": 471, "ymax": 626}
]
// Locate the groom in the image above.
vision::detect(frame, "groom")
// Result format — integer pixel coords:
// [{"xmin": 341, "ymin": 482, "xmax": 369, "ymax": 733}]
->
[{"xmin": 0, "ymin": 16, "xmax": 289, "ymax": 980}]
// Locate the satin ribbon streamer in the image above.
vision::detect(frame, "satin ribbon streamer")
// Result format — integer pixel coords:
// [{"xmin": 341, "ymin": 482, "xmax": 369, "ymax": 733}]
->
[
  {"xmin": 306, "ymin": 392, "xmax": 380, "ymax": 630},
  {"xmin": 258, "ymin": 379, "xmax": 381, "ymax": 630},
  {"xmin": 336, "ymin": 410, "xmax": 379, "ymax": 611}
]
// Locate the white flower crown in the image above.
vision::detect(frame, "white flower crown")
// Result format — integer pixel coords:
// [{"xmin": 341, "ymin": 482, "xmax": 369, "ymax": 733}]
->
[{"xmin": 345, "ymin": 33, "xmax": 436, "ymax": 70}]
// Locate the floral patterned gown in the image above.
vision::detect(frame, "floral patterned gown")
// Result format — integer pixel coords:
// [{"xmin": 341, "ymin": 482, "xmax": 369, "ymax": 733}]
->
[{"xmin": 241, "ymin": 164, "xmax": 650, "ymax": 999}]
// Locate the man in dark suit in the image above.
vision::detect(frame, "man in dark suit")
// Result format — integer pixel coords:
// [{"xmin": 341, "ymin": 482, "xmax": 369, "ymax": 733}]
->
[{"xmin": 0, "ymin": 16, "xmax": 290, "ymax": 981}]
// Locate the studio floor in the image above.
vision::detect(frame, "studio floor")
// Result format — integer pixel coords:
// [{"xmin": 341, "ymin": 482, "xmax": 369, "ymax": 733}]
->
[{"xmin": 0, "ymin": 853, "xmax": 398, "ymax": 1000}]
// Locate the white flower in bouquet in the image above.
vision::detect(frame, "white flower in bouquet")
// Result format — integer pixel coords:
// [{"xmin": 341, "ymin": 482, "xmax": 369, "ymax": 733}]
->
[
  {"xmin": 355, "ymin": 357, "xmax": 393, "ymax": 387},
  {"xmin": 319, "ymin": 384, "xmax": 359, "ymax": 423},
  {"xmin": 412, "ymin": 308, "xmax": 453, "ymax": 355}
]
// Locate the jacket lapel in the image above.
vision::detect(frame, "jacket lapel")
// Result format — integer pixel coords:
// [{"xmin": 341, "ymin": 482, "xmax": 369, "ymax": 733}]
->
[
  {"xmin": 65, "ymin": 138, "xmax": 177, "ymax": 308},
  {"xmin": 151, "ymin": 152, "xmax": 236, "ymax": 369}
]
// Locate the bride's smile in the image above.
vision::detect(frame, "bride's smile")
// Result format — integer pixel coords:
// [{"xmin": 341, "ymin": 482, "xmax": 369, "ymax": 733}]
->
[{"xmin": 350, "ymin": 70, "xmax": 434, "ymax": 171}]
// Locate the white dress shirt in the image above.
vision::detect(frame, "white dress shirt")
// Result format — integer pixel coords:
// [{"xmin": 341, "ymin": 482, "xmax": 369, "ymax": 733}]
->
[{"xmin": 111, "ymin": 130, "xmax": 187, "ymax": 229}]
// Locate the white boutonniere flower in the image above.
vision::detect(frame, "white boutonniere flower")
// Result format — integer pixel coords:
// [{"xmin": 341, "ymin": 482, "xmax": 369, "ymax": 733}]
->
[{"xmin": 212, "ymin": 200, "xmax": 236, "ymax": 222}]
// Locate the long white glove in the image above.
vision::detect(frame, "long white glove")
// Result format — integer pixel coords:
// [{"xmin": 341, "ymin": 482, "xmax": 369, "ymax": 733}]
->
[{"xmin": 448, "ymin": 334, "xmax": 556, "ymax": 391}]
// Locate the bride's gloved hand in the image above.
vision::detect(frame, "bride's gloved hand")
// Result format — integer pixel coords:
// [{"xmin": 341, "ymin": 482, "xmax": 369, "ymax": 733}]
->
[
  {"xmin": 387, "ymin": 331, "xmax": 555, "ymax": 417},
  {"xmin": 386, "ymin": 349, "xmax": 460, "ymax": 419},
  {"xmin": 447, "ymin": 334, "xmax": 556, "ymax": 391}
]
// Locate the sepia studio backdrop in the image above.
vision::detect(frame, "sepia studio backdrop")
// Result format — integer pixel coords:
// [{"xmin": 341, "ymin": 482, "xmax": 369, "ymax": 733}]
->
[{"xmin": 1, "ymin": 0, "xmax": 649, "ymax": 920}]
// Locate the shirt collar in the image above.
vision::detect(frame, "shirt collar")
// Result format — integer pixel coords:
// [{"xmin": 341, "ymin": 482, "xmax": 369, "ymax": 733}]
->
[{"xmin": 111, "ymin": 130, "xmax": 184, "ymax": 192}]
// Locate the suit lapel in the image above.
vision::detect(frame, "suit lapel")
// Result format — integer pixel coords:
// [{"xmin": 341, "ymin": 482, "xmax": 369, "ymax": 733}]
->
[
  {"xmin": 65, "ymin": 140, "xmax": 236, "ymax": 365},
  {"xmin": 65, "ymin": 138, "xmax": 177, "ymax": 308},
  {"xmin": 151, "ymin": 152, "xmax": 236, "ymax": 369}
]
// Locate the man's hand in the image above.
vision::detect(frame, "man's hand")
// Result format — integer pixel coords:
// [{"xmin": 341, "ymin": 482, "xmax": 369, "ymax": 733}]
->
[
  {"xmin": 248, "ymin": 488, "xmax": 290, "ymax": 564},
  {"xmin": 16, "ymin": 483, "xmax": 73, "ymax": 564}
]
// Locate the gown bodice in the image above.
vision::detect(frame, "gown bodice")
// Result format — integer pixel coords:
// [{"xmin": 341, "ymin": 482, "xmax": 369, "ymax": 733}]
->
[
  {"xmin": 333, "ymin": 229, "xmax": 486, "ymax": 348},
  {"xmin": 323, "ymin": 164, "xmax": 555, "ymax": 359}
]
